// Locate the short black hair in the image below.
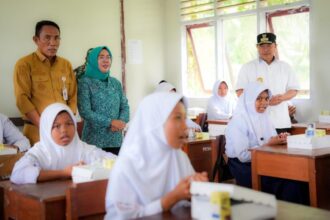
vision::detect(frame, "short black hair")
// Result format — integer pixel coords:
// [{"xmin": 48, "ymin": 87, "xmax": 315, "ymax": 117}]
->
[{"xmin": 35, "ymin": 20, "xmax": 60, "ymax": 37}]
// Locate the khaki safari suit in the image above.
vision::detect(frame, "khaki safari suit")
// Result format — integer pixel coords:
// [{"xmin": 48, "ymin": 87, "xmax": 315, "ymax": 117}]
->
[{"xmin": 13, "ymin": 50, "xmax": 77, "ymax": 144}]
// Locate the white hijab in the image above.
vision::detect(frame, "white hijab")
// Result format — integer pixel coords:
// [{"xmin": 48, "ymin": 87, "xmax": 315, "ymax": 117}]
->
[
  {"xmin": 106, "ymin": 92, "xmax": 194, "ymax": 217},
  {"xmin": 26, "ymin": 103, "xmax": 111, "ymax": 170},
  {"xmin": 207, "ymin": 80, "xmax": 236, "ymax": 120},
  {"xmin": 154, "ymin": 81, "xmax": 176, "ymax": 93},
  {"xmin": 153, "ymin": 81, "xmax": 201, "ymax": 131},
  {"xmin": 233, "ymin": 82, "xmax": 276, "ymax": 146}
]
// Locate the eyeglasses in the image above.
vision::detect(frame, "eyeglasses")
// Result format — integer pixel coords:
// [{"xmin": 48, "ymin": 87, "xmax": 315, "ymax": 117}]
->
[{"xmin": 98, "ymin": 55, "xmax": 111, "ymax": 61}]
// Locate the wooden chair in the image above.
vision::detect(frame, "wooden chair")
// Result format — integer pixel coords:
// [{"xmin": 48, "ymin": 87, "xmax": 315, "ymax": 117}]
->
[
  {"xmin": 195, "ymin": 113, "xmax": 208, "ymax": 132},
  {"xmin": 211, "ymin": 135, "xmax": 233, "ymax": 182},
  {"xmin": 77, "ymin": 120, "xmax": 84, "ymax": 138},
  {"xmin": 66, "ymin": 179, "xmax": 108, "ymax": 220}
]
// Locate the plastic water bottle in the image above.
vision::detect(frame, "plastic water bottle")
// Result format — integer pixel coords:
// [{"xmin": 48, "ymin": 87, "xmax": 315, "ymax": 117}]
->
[
  {"xmin": 188, "ymin": 128, "xmax": 195, "ymax": 139},
  {"xmin": 305, "ymin": 123, "xmax": 315, "ymax": 137}
]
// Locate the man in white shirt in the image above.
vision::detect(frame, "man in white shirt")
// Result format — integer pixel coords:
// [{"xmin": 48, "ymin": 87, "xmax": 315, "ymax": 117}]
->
[
  {"xmin": 236, "ymin": 33, "xmax": 300, "ymax": 133},
  {"xmin": 0, "ymin": 113, "xmax": 30, "ymax": 152}
]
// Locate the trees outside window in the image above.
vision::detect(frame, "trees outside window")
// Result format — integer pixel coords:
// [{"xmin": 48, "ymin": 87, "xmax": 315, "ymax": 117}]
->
[{"xmin": 181, "ymin": 0, "xmax": 310, "ymax": 98}]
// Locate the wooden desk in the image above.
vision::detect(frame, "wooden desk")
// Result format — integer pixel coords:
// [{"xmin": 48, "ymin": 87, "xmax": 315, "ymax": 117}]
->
[
  {"xmin": 139, "ymin": 200, "xmax": 330, "ymax": 219},
  {"xmin": 251, "ymin": 145, "xmax": 330, "ymax": 210},
  {"xmin": 182, "ymin": 136, "xmax": 217, "ymax": 180},
  {"xmin": 207, "ymin": 119, "xmax": 229, "ymax": 125},
  {"xmin": 291, "ymin": 122, "xmax": 330, "ymax": 135},
  {"xmin": 188, "ymin": 116, "xmax": 196, "ymax": 122},
  {"xmin": 66, "ymin": 179, "xmax": 108, "ymax": 219},
  {"xmin": 0, "ymin": 152, "xmax": 24, "ymax": 180},
  {"xmin": 0, "ymin": 180, "xmax": 72, "ymax": 220}
]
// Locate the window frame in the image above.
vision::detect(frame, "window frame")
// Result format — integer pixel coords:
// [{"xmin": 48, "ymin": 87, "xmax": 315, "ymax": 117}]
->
[
  {"xmin": 184, "ymin": 22, "xmax": 216, "ymax": 95},
  {"xmin": 266, "ymin": 6, "xmax": 310, "ymax": 97},
  {"xmin": 181, "ymin": 0, "xmax": 311, "ymax": 98}
]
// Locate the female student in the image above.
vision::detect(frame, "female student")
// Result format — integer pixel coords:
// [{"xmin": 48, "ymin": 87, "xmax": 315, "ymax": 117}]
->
[
  {"xmin": 10, "ymin": 103, "xmax": 116, "ymax": 184},
  {"xmin": 225, "ymin": 82, "xmax": 308, "ymax": 204},
  {"xmin": 154, "ymin": 80, "xmax": 201, "ymax": 131},
  {"xmin": 207, "ymin": 80, "xmax": 237, "ymax": 120},
  {"xmin": 105, "ymin": 92, "xmax": 208, "ymax": 219},
  {"xmin": 78, "ymin": 46, "xmax": 129, "ymax": 155}
]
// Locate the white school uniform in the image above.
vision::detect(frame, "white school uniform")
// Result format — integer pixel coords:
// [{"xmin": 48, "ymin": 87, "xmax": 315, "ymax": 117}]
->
[
  {"xmin": 0, "ymin": 113, "xmax": 30, "ymax": 152},
  {"xmin": 207, "ymin": 80, "xmax": 237, "ymax": 120},
  {"xmin": 105, "ymin": 93, "xmax": 195, "ymax": 219},
  {"xmin": 236, "ymin": 58, "xmax": 300, "ymax": 129},
  {"xmin": 10, "ymin": 103, "xmax": 116, "ymax": 184},
  {"xmin": 225, "ymin": 82, "xmax": 277, "ymax": 162}
]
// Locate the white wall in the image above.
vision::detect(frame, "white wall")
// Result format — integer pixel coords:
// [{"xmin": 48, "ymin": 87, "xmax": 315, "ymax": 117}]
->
[
  {"xmin": 0, "ymin": 0, "xmax": 165, "ymax": 117},
  {"xmin": 124, "ymin": 0, "xmax": 165, "ymax": 114},
  {"xmin": 0, "ymin": 0, "xmax": 121, "ymax": 116},
  {"xmin": 164, "ymin": 0, "xmax": 181, "ymax": 91},
  {"xmin": 303, "ymin": 0, "xmax": 330, "ymax": 122},
  {"xmin": 1, "ymin": 0, "xmax": 330, "ymax": 123},
  {"xmin": 277, "ymin": 0, "xmax": 330, "ymax": 123}
]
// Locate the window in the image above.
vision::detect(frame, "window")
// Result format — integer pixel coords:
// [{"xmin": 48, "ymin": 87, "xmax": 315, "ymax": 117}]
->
[
  {"xmin": 181, "ymin": 0, "xmax": 310, "ymax": 98},
  {"xmin": 266, "ymin": 6, "xmax": 310, "ymax": 98},
  {"xmin": 221, "ymin": 15, "xmax": 257, "ymax": 92},
  {"xmin": 181, "ymin": 0, "xmax": 215, "ymax": 21},
  {"xmin": 184, "ymin": 23, "xmax": 216, "ymax": 97}
]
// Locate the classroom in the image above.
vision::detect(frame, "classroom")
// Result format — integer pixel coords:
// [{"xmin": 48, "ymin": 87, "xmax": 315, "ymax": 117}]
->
[{"xmin": 1, "ymin": 0, "xmax": 330, "ymax": 219}]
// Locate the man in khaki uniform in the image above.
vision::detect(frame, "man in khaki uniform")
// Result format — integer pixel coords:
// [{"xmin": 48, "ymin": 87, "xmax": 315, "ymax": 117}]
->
[{"xmin": 13, "ymin": 20, "xmax": 77, "ymax": 145}]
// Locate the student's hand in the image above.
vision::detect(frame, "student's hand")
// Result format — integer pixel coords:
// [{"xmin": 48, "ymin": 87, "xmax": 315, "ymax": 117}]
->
[
  {"xmin": 161, "ymin": 176, "xmax": 191, "ymax": 211},
  {"xmin": 63, "ymin": 161, "xmax": 85, "ymax": 177},
  {"xmin": 110, "ymin": 120, "xmax": 126, "ymax": 132},
  {"xmin": 195, "ymin": 128, "xmax": 202, "ymax": 132},
  {"xmin": 288, "ymin": 105, "xmax": 296, "ymax": 116},
  {"xmin": 63, "ymin": 166, "xmax": 74, "ymax": 177},
  {"xmin": 190, "ymin": 172, "xmax": 209, "ymax": 182},
  {"xmin": 265, "ymin": 134, "xmax": 287, "ymax": 146},
  {"xmin": 172, "ymin": 176, "xmax": 192, "ymax": 200},
  {"xmin": 279, "ymin": 132, "xmax": 290, "ymax": 139}
]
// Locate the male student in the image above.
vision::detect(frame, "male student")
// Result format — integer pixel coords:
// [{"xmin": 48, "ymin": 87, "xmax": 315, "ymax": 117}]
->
[
  {"xmin": 236, "ymin": 33, "xmax": 300, "ymax": 133},
  {"xmin": 13, "ymin": 20, "xmax": 77, "ymax": 144}
]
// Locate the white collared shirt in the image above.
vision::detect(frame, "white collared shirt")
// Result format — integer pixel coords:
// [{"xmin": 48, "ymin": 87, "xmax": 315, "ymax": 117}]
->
[
  {"xmin": 236, "ymin": 58, "xmax": 300, "ymax": 129},
  {"xmin": 0, "ymin": 113, "xmax": 30, "ymax": 152},
  {"xmin": 226, "ymin": 82, "xmax": 277, "ymax": 162}
]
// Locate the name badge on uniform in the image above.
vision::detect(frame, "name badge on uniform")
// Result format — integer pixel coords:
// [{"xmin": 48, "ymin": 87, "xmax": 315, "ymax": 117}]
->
[
  {"xmin": 256, "ymin": 77, "xmax": 264, "ymax": 83},
  {"xmin": 61, "ymin": 76, "xmax": 68, "ymax": 101}
]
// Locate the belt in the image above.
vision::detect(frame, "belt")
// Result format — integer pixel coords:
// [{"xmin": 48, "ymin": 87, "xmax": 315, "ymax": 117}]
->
[{"xmin": 23, "ymin": 120, "xmax": 34, "ymax": 125}]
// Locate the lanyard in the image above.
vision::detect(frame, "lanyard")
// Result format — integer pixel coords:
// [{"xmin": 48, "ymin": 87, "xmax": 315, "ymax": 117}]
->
[{"xmin": 61, "ymin": 76, "xmax": 68, "ymax": 101}]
